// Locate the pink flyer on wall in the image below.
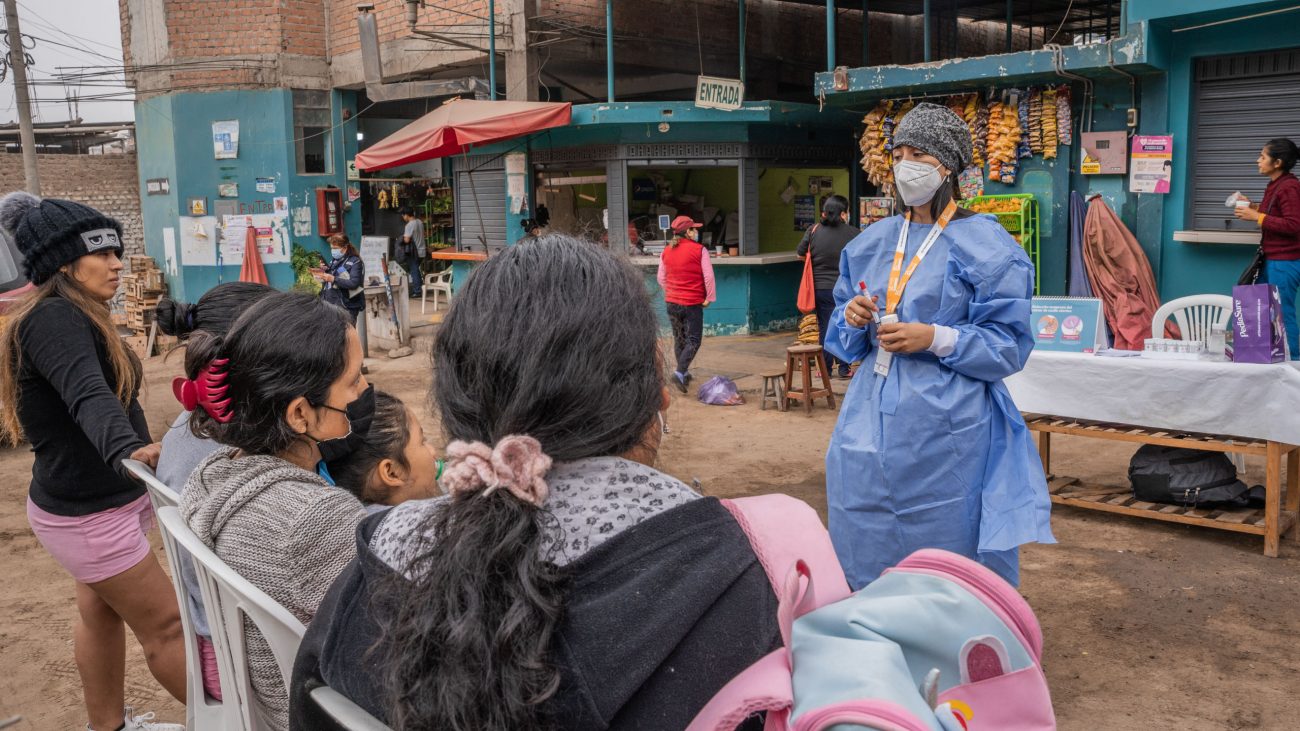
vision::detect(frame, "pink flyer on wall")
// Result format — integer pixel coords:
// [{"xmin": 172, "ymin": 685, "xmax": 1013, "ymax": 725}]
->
[{"xmin": 1129, "ymin": 135, "xmax": 1173, "ymax": 194}]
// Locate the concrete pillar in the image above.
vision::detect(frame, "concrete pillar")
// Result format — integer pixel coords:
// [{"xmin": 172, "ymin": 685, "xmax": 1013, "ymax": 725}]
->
[{"xmin": 502, "ymin": 0, "xmax": 538, "ymax": 101}]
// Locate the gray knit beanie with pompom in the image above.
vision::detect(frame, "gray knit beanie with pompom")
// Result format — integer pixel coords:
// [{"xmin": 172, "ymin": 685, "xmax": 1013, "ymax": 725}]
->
[{"xmin": 0, "ymin": 191, "xmax": 124, "ymax": 284}]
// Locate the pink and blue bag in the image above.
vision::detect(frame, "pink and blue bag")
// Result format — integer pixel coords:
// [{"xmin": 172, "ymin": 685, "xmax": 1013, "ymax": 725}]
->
[{"xmin": 700, "ymin": 495, "xmax": 1056, "ymax": 731}]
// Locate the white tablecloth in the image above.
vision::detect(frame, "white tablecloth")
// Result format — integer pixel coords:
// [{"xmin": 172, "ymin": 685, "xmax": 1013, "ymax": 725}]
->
[{"xmin": 1004, "ymin": 351, "xmax": 1300, "ymax": 445}]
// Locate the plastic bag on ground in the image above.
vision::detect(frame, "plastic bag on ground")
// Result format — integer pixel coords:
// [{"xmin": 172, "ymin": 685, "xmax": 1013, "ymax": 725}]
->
[{"xmin": 697, "ymin": 376, "xmax": 744, "ymax": 406}]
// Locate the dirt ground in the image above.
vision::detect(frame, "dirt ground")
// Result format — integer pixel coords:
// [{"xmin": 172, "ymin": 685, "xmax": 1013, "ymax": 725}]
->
[{"xmin": 2, "ymin": 329, "xmax": 1298, "ymax": 730}]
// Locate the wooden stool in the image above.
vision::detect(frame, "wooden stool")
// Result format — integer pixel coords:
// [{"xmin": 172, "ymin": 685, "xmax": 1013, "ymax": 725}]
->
[
  {"xmin": 760, "ymin": 369, "xmax": 788, "ymax": 411},
  {"xmin": 784, "ymin": 344, "xmax": 836, "ymax": 415}
]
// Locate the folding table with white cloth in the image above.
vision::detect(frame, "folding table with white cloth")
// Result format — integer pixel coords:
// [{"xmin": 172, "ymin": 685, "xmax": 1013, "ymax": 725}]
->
[{"xmin": 1006, "ymin": 351, "xmax": 1300, "ymax": 556}]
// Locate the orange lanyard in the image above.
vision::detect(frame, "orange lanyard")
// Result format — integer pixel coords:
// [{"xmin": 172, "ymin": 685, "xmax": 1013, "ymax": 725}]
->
[{"xmin": 886, "ymin": 200, "xmax": 958, "ymax": 314}]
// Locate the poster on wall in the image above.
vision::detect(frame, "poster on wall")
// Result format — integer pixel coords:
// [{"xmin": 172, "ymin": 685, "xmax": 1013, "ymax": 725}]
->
[
  {"xmin": 212, "ymin": 120, "xmax": 239, "ymax": 159},
  {"xmin": 1129, "ymin": 135, "xmax": 1173, "ymax": 194},
  {"xmin": 220, "ymin": 210, "xmax": 290, "ymax": 265},
  {"xmin": 218, "ymin": 182, "xmax": 238, "ymax": 198},
  {"xmin": 255, "ymin": 177, "xmax": 276, "ymax": 194},
  {"xmin": 359, "ymin": 236, "xmax": 389, "ymax": 287},
  {"xmin": 793, "ymin": 195, "xmax": 817, "ymax": 231},
  {"xmin": 179, "ymin": 216, "xmax": 218, "ymax": 267}
]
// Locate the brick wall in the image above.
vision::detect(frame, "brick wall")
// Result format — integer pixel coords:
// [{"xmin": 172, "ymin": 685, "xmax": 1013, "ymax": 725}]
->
[{"xmin": 0, "ymin": 154, "xmax": 146, "ymax": 266}]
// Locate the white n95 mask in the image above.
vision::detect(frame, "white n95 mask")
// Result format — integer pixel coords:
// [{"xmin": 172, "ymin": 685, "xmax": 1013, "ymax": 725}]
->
[{"xmin": 893, "ymin": 160, "xmax": 947, "ymax": 207}]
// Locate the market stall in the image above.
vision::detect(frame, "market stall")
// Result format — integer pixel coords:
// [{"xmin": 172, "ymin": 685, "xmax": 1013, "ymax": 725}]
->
[
  {"xmin": 856, "ymin": 88, "xmax": 1072, "ymax": 288},
  {"xmin": 1007, "ymin": 352, "xmax": 1300, "ymax": 555}
]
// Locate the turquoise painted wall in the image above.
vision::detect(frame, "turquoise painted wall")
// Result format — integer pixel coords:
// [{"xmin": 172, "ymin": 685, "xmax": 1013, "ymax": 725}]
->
[
  {"xmin": 134, "ymin": 89, "xmax": 357, "ymax": 302},
  {"xmin": 1154, "ymin": 11, "xmax": 1300, "ymax": 300},
  {"xmin": 1128, "ymin": 0, "xmax": 1292, "ymax": 23}
]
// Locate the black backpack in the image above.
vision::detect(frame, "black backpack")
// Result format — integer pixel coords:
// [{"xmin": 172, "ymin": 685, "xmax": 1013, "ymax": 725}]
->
[{"xmin": 1128, "ymin": 445, "xmax": 1262, "ymax": 508}]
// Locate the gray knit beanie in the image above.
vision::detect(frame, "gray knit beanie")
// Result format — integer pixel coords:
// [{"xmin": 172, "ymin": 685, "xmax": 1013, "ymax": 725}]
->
[
  {"xmin": 0, "ymin": 191, "xmax": 123, "ymax": 285},
  {"xmin": 892, "ymin": 102, "xmax": 973, "ymax": 174}
]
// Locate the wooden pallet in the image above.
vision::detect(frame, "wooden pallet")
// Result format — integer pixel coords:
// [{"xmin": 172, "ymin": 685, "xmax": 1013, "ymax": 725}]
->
[{"xmin": 1026, "ymin": 414, "xmax": 1300, "ymax": 556}]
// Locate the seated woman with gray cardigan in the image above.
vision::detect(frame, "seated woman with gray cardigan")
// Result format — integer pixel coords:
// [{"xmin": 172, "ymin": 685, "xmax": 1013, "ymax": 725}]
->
[{"xmin": 177, "ymin": 292, "xmax": 371, "ymax": 730}]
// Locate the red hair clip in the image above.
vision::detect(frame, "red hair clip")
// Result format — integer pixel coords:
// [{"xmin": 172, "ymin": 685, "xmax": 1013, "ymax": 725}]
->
[{"xmin": 172, "ymin": 358, "xmax": 233, "ymax": 423}]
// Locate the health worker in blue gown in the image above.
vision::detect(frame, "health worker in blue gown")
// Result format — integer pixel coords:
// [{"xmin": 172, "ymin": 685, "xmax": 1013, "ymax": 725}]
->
[{"xmin": 824, "ymin": 102, "xmax": 1054, "ymax": 589}]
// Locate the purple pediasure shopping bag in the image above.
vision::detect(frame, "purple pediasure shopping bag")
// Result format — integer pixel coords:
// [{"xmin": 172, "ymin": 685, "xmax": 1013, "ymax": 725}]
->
[{"xmin": 1232, "ymin": 284, "xmax": 1288, "ymax": 364}]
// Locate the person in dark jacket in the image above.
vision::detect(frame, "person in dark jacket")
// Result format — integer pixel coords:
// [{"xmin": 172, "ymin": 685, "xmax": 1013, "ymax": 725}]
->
[
  {"xmin": 314, "ymin": 233, "xmax": 365, "ymax": 324},
  {"xmin": 291, "ymin": 235, "xmax": 802, "ymax": 731},
  {"xmin": 1236, "ymin": 138, "xmax": 1300, "ymax": 359},
  {"xmin": 0, "ymin": 192, "xmax": 186, "ymax": 731},
  {"xmin": 797, "ymin": 194, "xmax": 859, "ymax": 378}
]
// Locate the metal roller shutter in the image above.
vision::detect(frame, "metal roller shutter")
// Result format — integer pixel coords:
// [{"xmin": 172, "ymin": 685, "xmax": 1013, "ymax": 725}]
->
[
  {"xmin": 1192, "ymin": 48, "xmax": 1300, "ymax": 231},
  {"xmin": 454, "ymin": 155, "xmax": 507, "ymax": 252}
]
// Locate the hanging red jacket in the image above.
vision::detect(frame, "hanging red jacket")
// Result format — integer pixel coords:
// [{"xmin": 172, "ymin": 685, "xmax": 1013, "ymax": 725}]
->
[{"xmin": 1082, "ymin": 196, "xmax": 1177, "ymax": 350}]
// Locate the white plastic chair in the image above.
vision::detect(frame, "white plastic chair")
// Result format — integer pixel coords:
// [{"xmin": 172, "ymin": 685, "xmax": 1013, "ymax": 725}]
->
[
  {"xmin": 421, "ymin": 268, "xmax": 453, "ymax": 314},
  {"xmin": 155, "ymin": 506, "xmax": 306, "ymax": 731},
  {"xmin": 124, "ymin": 460, "xmax": 226, "ymax": 730},
  {"xmin": 1151, "ymin": 294, "xmax": 1234, "ymax": 343},
  {"xmin": 309, "ymin": 686, "xmax": 394, "ymax": 730}
]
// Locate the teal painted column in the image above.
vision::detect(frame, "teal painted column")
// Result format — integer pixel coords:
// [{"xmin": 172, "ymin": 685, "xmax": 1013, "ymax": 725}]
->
[
  {"xmin": 488, "ymin": 0, "xmax": 497, "ymax": 99},
  {"xmin": 924, "ymin": 0, "xmax": 932, "ymax": 61},
  {"xmin": 826, "ymin": 0, "xmax": 835, "ymax": 71},
  {"xmin": 739, "ymin": 0, "xmax": 747, "ymax": 84},
  {"xmin": 1006, "ymin": 0, "xmax": 1013, "ymax": 52},
  {"xmin": 861, "ymin": 0, "xmax": 869, "ymax": 65},
  {"xmin": 606, "ymin": 0, "xmax": 615, "ymax": 102}
]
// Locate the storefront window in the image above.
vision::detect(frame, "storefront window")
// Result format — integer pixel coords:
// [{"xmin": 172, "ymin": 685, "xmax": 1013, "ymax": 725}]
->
[
  {"xmin": 293, "ymin": 89, "xmax": 333, "ymax": 175},
  {"xmin": 624, "ymin": 164, "xmax": 740, "ymax": 252}
]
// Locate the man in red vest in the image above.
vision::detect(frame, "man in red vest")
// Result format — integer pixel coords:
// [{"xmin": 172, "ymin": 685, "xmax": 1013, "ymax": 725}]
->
[{"xmin": 656, "ymin": 215, "xmax": 717, "ymax": 393}]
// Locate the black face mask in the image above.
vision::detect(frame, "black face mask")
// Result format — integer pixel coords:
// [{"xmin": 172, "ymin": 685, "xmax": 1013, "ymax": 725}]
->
[{"xmin": 313, "ymin": 384, "xmax": 376, "ymax": 464}]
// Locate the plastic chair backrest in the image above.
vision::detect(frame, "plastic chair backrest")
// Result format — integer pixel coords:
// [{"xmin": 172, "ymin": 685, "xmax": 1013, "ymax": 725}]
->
[
  {"xmin": 125, "ymin": 458, "xmax": 179, "ymax": 511},
  {"xmin": 123, "ymin": 461, "xmax": 227, "ymax": 730},
  {"xmin": 309, "ymin": 686, "xmax": 394, "ymax": 731},
  {"xmin": 155, "ymin": 506, "xmax": 307, "ymax": 731},
  {"xmin": 1151, "ymin": 294, "xmax": 1233, "ymax": 343}
]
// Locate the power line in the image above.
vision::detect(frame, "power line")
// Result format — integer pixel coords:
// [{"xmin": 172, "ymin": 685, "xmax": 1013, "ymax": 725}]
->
[{"xmin": 16, "ymin": 0, "xmax": 122, "ymax": 55}]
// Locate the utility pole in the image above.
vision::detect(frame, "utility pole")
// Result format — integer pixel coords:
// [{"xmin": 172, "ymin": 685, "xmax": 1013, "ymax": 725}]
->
[{"xmin": 3, "ymin": 0, "xmax": 39, "ymax": 195}]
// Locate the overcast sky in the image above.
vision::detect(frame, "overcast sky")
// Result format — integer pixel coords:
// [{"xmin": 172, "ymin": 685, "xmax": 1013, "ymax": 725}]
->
[{"xmin": 1, "ymin": 0, "xmax": 134, "ymax": 124}]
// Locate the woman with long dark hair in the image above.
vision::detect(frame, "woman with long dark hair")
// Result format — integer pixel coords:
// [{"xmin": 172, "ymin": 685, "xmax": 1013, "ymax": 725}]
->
[
  {"xmin": 797, "ymin": 194, "xmax": 858, "ymax": 378},
  {"xmin": 1234, "ymin": 137, "xmax": 1300, "ymax": 359},
  {"xmin": 0, "ymin": 192, "xmax": 186, "ymax": 731},
  {"xmin": 179, "ymin": 292, "xmax": 370, "ymax": 728},
  {"xmin": 292, "ymin": 235, "xmax": 824, "ymax": 731},
  {"xmin": 154, "ymin": 281, "xmax": 275, "ymax": 702},
  {"xmin": 824, "ymin": 103, "xmax": 1054, "ymax": 589}
]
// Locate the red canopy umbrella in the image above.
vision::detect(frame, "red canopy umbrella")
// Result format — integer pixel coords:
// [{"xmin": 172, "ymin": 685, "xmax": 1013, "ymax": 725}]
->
[
  {"xmin": 355, "ymin": 99, "xmax": 572, "ymax": 172},
  {"xmin": 239, "ymin": 225, "xmax": 269, "ymax": 285}
]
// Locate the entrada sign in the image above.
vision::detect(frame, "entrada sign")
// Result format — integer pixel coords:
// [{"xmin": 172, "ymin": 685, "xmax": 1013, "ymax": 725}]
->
[{"xmin": 695, "ymin": 76, "xmax": 745, "ymax": 111}]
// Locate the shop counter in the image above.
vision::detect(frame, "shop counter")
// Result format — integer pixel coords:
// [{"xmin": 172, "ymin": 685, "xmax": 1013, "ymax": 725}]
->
[
  {"xmin": 1006, "ymin": 351, "xmax": 1300, "ymax": 556},
  {"xmin": 628, "ymin": 252, "xmax": 802, "ymax": 267},
  {"xmin": 631, "ymin": 250, "xmax": 803, "ymax": 336}
]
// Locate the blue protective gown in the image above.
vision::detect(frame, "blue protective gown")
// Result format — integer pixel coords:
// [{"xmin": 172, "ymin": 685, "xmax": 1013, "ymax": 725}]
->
[{"xmin": 824, "ymin": 213, "xmax": 1055, "ymax": 589}]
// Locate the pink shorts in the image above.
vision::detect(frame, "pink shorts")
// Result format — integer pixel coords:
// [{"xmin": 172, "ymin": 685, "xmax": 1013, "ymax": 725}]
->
[
  {"xmin": 196, "ymin": 635, "xmax": 223, "ymax": 700},
  {"xmin": 26, "ymin": 493, "xmax": 155, "ymax": 584}
]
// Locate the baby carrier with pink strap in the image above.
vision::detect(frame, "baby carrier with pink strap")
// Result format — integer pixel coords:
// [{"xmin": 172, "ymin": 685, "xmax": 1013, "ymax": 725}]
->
[{"xmin": 709, "ymin": 494, "xmax": 1056, "ymax": 731}]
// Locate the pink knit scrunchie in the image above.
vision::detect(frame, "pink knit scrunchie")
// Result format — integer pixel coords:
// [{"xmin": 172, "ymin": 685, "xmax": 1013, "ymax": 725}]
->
[{"xmin": 440, "ymin": 435, "xmax": 553, "ymax": 507}]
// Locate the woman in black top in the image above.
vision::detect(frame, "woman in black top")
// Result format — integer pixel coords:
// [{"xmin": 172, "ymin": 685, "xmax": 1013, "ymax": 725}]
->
[
  {"xmin": 314, "ymin": 233, "xmax": 366, "ymax": 324},
  {"xmin": 797, "ymin": 194, "xmax": 859, "ymax": 378},
  {"xmin": 0, "ymin": 193, "xmax": 186, "ymax": 731}
]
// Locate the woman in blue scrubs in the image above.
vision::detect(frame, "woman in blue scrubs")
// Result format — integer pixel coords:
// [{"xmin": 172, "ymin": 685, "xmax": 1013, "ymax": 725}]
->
[{"xmin": 824, "ymin": 102, "xmax": 1054, "ymax": 589}]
